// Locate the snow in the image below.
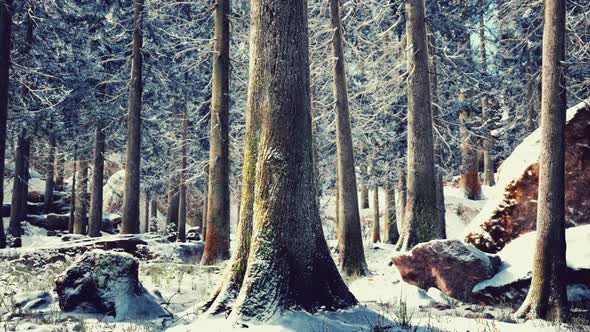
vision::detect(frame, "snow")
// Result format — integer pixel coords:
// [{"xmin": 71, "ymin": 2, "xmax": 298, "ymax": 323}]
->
[
  {"xmin": 473, "ymin": 224, "xmax": 590, "ymax": 293},
  {"xmin": 465, "ymin": 98, "xmax": 590, "ymax": 238}
]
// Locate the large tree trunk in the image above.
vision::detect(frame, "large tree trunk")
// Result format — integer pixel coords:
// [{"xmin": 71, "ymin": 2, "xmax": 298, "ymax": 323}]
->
[
  {"xmin": 515, "ymin": 0, "xmax": 568, "ymax": 322},
  {"xmin": 68, "ymin": 149, "xmax": 77, "ymax": 234},
  {"xmin": 88, "ymin": 125, "xmax": 105, "ymax": 237},
  {"xmin": 43, "ymin": 135, "xmax": 56, "ymax": 214},
  {"xmin": 120, "ymin": 0, "xmax": 144, "ymax": 234},
  {"xmin": 372, "ymin": 184, "xmax": 380, "ymax": 243},
  {"xmin": 396, "ymin": 0, "xmax": 439, "ymax": 251},
  {"xmin": 8, "ymin": 132, "xmax": 28, "ymax": 247},
  {"xmin": 202, "ymin": 168, "xmax": 208, "ymax": 239},
  {"xmin": 480, "ymin": 17, "xmax": 495, "ymax": 187},
  {"xmin": 201, "ymin": 0, "xmax": 231, "ymax": 266},
  {"xmin": 177, "ymin": 110, "xmax": 188, "ymax": 242},
  {"xmin": 214, "ymin": 0, "xmax": 357, "ymax": 320},
  {"xmin": 427, "ymin": 22, "xmax": 446, "ymax": 239},
  {"xmin": 330, "ymin": 0, "xmax": 368, "ymax": 276},
  {"xmin": 0, "ymin": 0, "xmax": 11, "ymax": 248},
  {"xmin": 459, "ymin": 109, "xmax": 482, "ymax": 200},
  {"xmin": 384, "ymin": 179, "xmax": 399, "ymax": 244},
  {"xmin": 203, "ymin": 47, "xmax": 262, "ymax": 316},
  {"xmin": 73, "ymin": 160, "xmax": 89, "ymax": 235}
]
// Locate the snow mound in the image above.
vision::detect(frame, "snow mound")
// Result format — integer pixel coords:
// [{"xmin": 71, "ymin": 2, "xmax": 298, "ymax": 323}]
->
[{"xmin": 474, "ymin": 224, "xmax": 590, "ymax": 293}]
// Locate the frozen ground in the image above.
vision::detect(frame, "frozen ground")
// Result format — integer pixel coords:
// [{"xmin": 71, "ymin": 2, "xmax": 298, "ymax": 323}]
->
[{"xmin": 0, "ymin": 180, "xmax": 588, "ymax": 332}]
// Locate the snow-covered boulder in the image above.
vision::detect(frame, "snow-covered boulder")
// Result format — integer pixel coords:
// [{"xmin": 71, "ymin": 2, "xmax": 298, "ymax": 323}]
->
[
  {"xmin": 103, "ymin": 169, "xmax": 125, "ymax": 214},
  {"xmin": 27, "ymin": 213, "xmax": 70, "ymax": 230},
  {"xmin": 472, "ymin": 225, "xmax": 590, "ymax": 305},
  {"xmin": 391, "ymin": 239, "xmax": 501, "ymax": 301},
  {"xmin": 465, "ymin": 99, "xmax": 590, "ymax": 253},
  {"xmin": 55, "ymin": 250, "xmax": 166, "ymax": 320}
]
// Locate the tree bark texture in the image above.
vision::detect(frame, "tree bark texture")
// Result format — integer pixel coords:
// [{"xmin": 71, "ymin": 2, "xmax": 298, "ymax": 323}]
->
[
  {"xmin": 201, "ymin": 0, "xmax": 231, "ymax": 265},
  {"xmin": 330, "ymin": 0, "xmax": 368, "ymax": 276},
  {"xmin": 397, "ymin": 0, "xmax": 439, "ymax": 251},
  {"xmin": 43, "ymin": 135, "xmax": 56, "ymax": 214},
  {"xmin": 372, "ymin": 185, "xmax": 380, "ymax": 243},
  {"xmin": 215, "ymin": 0, "xmax": 358, "ymax": 321},
  {"xmin": 73, "ymin": 160, "xmax": 89, "ymax": 235},
  {"xmin": 121, "ymin": 0, "xmax": 144, "ymax": 234},
  {"xmin": 8, "ymin": 132, "xmax": 28, "ymax": 247},
  {"xmin": 480, "ymin": 17, "xmax": 495, "ymax": 187},
  {"xmin": 515, "ymin": 0, "xmax": 569, "ymax": 322},
  {"xmin": 459, "ymin": 110, "xmax": 482, "ymax": 200},
  {"xmin": 0, "ymin": 0, "xmax": 8, "ymax": 248},
  {"xmin": 88, "ymin": 125, "xmax": 105, "ymax": 237},
  {"xmin": 384, "ymin": 180, "xmax": 399, "ymax": 244}
]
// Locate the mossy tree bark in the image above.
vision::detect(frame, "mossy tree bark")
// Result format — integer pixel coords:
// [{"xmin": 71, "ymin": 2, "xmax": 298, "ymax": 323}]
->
[
  {"xmin": 0, "ymin": 0, "xmax": 9, "ymax": 248},
  {"xmin": 88, "ymin": 125, "xmax": 105, "ymax": 237},
  {"xmin": 515, "ymin": 0, "xmax": 568, "ymax": 322},
  {"xmin": 121, "ymin": 0, "xmax": 144, "ymax": 234},
  {"xmin": 396, "ymin": 0, "xmax": 440, "ymax": 251},
  {"xmin": 201, "ymin": 0, "xmax": 231, "ymax": 265},
  {"xmin": 330, "ymin": 0, "xmax": 368, "ymax": 276},
  {"xmin": 205, "ymin": 0, "xmax": 358, "ymax": 322},
  {"xmin": 73, "ymin": 160, "xmax": 89, "ymax": 235}
]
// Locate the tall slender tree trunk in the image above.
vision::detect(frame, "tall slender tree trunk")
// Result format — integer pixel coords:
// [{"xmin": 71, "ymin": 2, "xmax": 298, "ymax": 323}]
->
[
  {"xmin": 54, "ymin": 150, "xmax": 64, "ymax": 191},
  {"xmin": 150, "ymin": 197, "xmax": 157, "ymax": 233},
  {"xmin": 177, "ymin": 110, "xmax": 188, "ymax": 242},
  {"xmin": 427, "ymin": 22, "xmax": 446, "ymax": 239},
  {"xmin": 359, "ymin": 164, "xmax": 369, "ymax": 209},
  {"xmin": 42, "ymin": 136, "xmax": 56, "ymax": 214},
  {"xmin": 73, "ymin": 160, "xmax": 88, "ymax": 235},
  {"xmin": 143, "ymin": 192, "xmax": 149, "ymax": 233},
  {"xmin": 396, "ymin": 172, "xmax": 406, "ymax": 245},
  {"xmin": 335, "ymin": 167, "xmax": 340, "ymax": 241},
  {"xmin": 166, "ymin": 174, "xmax": 179, "ymax": 233},
  {"xmin": 202, "ymin": 169, "xmax": 208, "ymax": 239},
  {"xmin": 526, "ymin": 43, "xmax": 538, "ymax": 134},
  {"xmin": 68, "ymin": 149, "xmax": 77, "ymax": 234},
  {"xmin": 0, "ymin": 0, "xmax": 11, "ymax": 248},
  {"xmin": 8, "ymin": 132, "xmax": 28, "ymax": 247},
  {"xmin": 88, "ymin": 125, "xmax": 105, "ymax": 237},
  {"xmin": 372, "ymin": 184, "xmax": 380, "ymax": 243},
  {"xmin": 330, "ymin": 0, "xmax": 368, "ymax": 276},
  {"xmin": 480, "ymin": 17, "xmax": 495, "ymax": 187},
  {"xmin": 384, "ymin": 179, "xmax": 399, "ymax": 244},
  {"xmin": 459, "ymin": 108, "xmax": 482, "ymax": 200},
  {"xmin": 515, "ymin": 0, "xmax": 568, "ymax": 322},
  {"xmin": 120, "ymin": 0, "xmax": 144, "ymax": 234},
  {"xmin": 201, "ymin": 0, "xmax": 231, "ymax": 265},
  {"xmin": 397, "ymin": 0, "xmax": 439, "ymax": 251},
  {"xmin": 213, "ymin": 0, "xmax": 357, "ymax": 320}
]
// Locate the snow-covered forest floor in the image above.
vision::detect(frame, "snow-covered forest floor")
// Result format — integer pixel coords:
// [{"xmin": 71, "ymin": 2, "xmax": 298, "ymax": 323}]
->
[{"xmin": 1, "ymin": 177, "xmax": 588, "ymax": 332}]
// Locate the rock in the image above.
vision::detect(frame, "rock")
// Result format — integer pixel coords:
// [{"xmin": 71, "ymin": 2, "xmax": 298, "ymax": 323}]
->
[
  {"xmin": 465, "ymin": 99, "xmax": 590, "ymax": 253},
  {"xmin": 391, "ymin": 239, "xmax": 501, "ymax": 301},
  {"xmin": 103, "ymin": 170, "xmax": 125, "ymax": 214},
  {"xmin": 27, "ymin": 213, "xmax": 70, "ymax": 231},
  {"xmin": 472, "ymin": 225, "xmax": 590, "ymax": 305},
  {"xmin": 14, "ymin": 291, "xmax": 55, "ymax": 311},
  {"xmin": 55, "ymin": 250, "xmax": 166, "ymax": 320},
  {"xmin": 186, "ymin": 226, "xmax": 201, "ymax": 242}
]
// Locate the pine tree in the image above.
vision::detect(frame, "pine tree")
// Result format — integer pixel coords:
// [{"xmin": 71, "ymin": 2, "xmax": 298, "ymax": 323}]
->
[
  {"xmin": 205, "ymin": 0, "xmax": 357, "ymax": 321},
  {"xmin": 515, "ymin": 0, "xmax": 569, "ymax": 322},
  {"xmin": 0, "ymin": 0, "xmax": 12, "ymax": 248},
  {"xmin": 201, "ymin": 0, "xmax": 231, "ymax": 265},
  {"xmin": 330, "ymin": 0, "xmax": 368, "ymax": 276},
  {"xmin": 88, "ymin": 125, "xmax": 105, "ymax": 237},
  {"xmin": 396, "ymin": 0, "xmax": 440, "ymax": 251},
  {"xmin": 120, "ymin": 0, "xmax": 144, "ymax": 234}
]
